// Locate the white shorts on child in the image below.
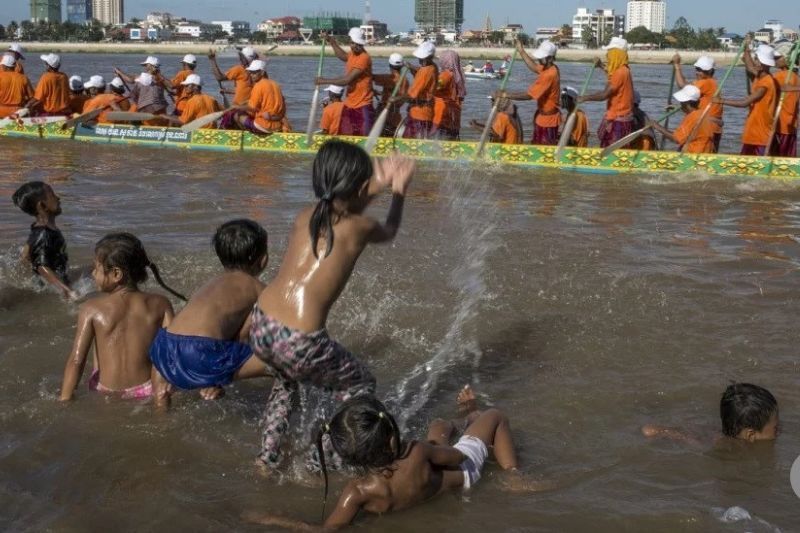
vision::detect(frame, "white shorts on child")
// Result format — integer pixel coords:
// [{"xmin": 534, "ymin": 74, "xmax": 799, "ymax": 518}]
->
[{"xmin": 453, "ymin": 434, "xmax": 489, "ymax": 490}]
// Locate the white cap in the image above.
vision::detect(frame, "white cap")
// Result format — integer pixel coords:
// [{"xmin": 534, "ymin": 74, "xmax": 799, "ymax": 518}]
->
[
  {"xmin": 7, "ymin": 44, "xmax": 24, "ymax": 59},
  {"xmin": 240, "ymin": 46, "xmax": 257, "ymax": 60},
  {"xmin": 603, "ymin": 36, "xmax": 628, "ymax": 51},
  {"xmin": 40, "ymin": 53, "xmax": 60, "ymax": 68},
  {"xmin": 755, "ymin": 44, "xmax": 776, "ymax": 67},
  {"xmin": 181, "ymin": 54, "xmax": 197, "ymax": 64},
  {"xmin": 532, "ymin": 41, "xmax": 557, "ymax": 60},
  {"xmin": 110, "ymin": 77, "xmax": 125, "ymax": 89},
  {"xmin": 673, "ymin": 84, "xmax": 701, "ymax": 103},
  {"xmin": 84, "ymin": 75, "xmax": 105, "ymax": 89},
  {"xmin": 181, "ymin": 73, "xmax": 202, "ymax": 86},
  {"xmin": 633, "ymin": 90, "xmax": 641, "ymax": 105},
  {"xmin": 246, "ymin": 59, "xmax": 267, "ymax": 72},
  {"xmin": 773, "ymin": 41, "xmax": 792, "ymax": 59},
  {"xmin": 693, "ymin": 55, "xmax": 715, "ymax": 71},
  {"xmin": 389, "ymin": 52, "xmax": 404, "ymax": 66},
  {"xmin": 69, "ymin": 75, "xmax": 83, "ymax": 91},
  {"xmin": 326, "ymin": 84, "xmax": 344, "ymax": 95},
  {"xmin": 141, "ymin": 56, "xmax": 160, "ymax": 67},
  {"xmin": 135, "ymin": 72, "xmax": 153, "ymax": 86},
  {"xmin": 413, "ymin": 41, "xmax": 436, "ymax": 59},
  {"xmin": 562, "ymin": 85, "xmax": 578, "ymax": 100},
  {"xmin": 348, "ymin": 27, "xmax": 366, "ymax": 45},
  {"xmin": 1, "ymin": 54, "xmax": 16, "ymax": 68}
]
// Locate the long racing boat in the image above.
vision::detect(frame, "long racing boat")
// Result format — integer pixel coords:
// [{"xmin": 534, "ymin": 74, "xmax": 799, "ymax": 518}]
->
[{"xmin": 2, "ymin": 121, "xmax": 799, "ymax": 181}]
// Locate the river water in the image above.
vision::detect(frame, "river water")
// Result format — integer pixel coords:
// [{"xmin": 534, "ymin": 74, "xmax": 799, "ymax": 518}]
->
[{"xmin": 1, "ymin": 54, "xmax": 800, "ymax": 532}]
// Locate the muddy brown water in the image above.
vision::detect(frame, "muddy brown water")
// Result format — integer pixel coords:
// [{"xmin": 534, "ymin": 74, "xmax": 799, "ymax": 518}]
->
[{"xmin": 1, "ymin": 55, "xmax": 800, "ymax": 531}]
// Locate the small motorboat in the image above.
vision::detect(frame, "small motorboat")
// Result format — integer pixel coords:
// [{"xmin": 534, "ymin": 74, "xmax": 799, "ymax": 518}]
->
[{"xmin": 464, "ymin": 70, "xmax": 502, "ymax": 80}]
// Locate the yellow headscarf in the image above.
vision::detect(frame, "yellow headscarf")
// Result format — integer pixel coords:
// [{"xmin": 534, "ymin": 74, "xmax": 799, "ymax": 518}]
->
[{"xmin": 606, "ymin": 48, "xmax": 629, "ymax": 76}]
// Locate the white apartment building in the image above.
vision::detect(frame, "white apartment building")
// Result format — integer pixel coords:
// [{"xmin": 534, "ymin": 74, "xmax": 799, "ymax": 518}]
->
[
  {"xmin": 211, "ymin": 21, "xmax": 234, "ymax": 36},
  {"xmin": 92, "ymin": 0, "xmax": 124, "ymax": 25},
  {"xmin": 572, "ymin": 8, "xmax": 625, "ymax": 43},
  {"xmin": 626, "ymin": 0, "xmax": 666, "ymax": 33}
]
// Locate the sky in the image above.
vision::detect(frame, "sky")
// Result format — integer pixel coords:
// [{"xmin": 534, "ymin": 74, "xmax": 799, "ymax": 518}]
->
[{"xmin": 3, "ymin": 0, "xmax": 798, "ymax": 34}]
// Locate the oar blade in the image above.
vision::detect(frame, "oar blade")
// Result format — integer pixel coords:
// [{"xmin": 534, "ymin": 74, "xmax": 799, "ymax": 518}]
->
[
  {"xmin": 305, "ymin": 87, "xmax": 321, "ymax": 145},
  {"xmin": 181, "ymin": 109, "xmax": 226, "ymax": 132},
  {"xmin": 61, "ymin": 108, "xmax": 103, "ymax": 129},
  {"xmin": 554, "ymin": 111, "xmax": 577, "ymax": 161},
  {"xmin": 104, "ymin": 112, "xmax": 157, "ymax": 122},
  {"xmin": 365, "ymin": 108, "xmax": 390, "ymax": 152}
]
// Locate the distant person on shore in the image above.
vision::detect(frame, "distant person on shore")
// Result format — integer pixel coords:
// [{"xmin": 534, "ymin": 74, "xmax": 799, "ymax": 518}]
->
[
  {"xmin": 433, "ymin": 50, "xmax": 466, "ymax": 140},
  {"xmin": 171, "ymin": 54, "xmax": 198, "ymax": 116},
  {"xmin": 149, "ymin": 219, "xmax": 273, "ymax": 407},
  {"xmin": 392, "ymin": 42, "xmax": 437, "ymax": 139},
  {"xmin": 59, "ymin": 233, "xmax": 186, "ymax": 401},
  {"xmin": 30, "ymin": 54, "xmax": 70, "ymax": 116},
  {"xmin": 177, "ymin": 74, "xmax": 221, "ymax": 129},
  {"xmin": 715, "ymin": 39, "xmax": 778, "ymax": 156},
  {"xmin": 82, "ymin": 75, "xmax": 126, "ymax": 124},
  {"xmin": 771, "ymin": 42, "xmax": 800, "ymax": 157},
  {"xmin": 7, "ymin": 44, "xmax": 26, "ymax": 74},
  {"xmin": 470, "ymin": 96, "xmax": 523, "ymax": 144},
  {"xmin": 373, "ymin": 53, "xmax": 409, "ymax": 137},
  {"xmin": 649, "ymin": 85, "xmax": 716, "ymax": 154},
  {"xmin": 630, "ymin": 91, "xmax": 656, "ymax": 151},
  {"xmin": 561, "ymin": 86, "xmax": 589, "ymax": 147},
  {"xmin": 319, "ymin": 85, "xmax": 345, "ymax": 135},
  {"xmin": 114, "ymin": 57, "xmax": 170, "ymax": 126},
  {"xmin": 208, "ymin": 46, "xmax": 259, "ymax": 106},
  {"xmin": 672, "ymin": 54, "xmax": 724, "ymax": 153},
  {"xmin": 249, "ymin": 140, "xmax": 413, "ymax": 472},
  {"xmin": 12, "ymin": 181, "xmax": 73, "ymax": 299},
  {"xmin": 0, "ymin": 54, "xmax": 33, "ymax": 118},
  {"xmin": 227, "ymin": 60, "xmax": 287, "ymax": 133},
  {"xmin": 316, "ymin": 28, "xmax": 375, "ymax": 136},
  {"xmin": 67, "ymin": 75, "xmax": 89, "ymax": 115},
  {"xmin": 500, "ymin": 40, "xmax": 561, "ymax": 145},
  {"xmin": 579, "ymin": 37, "xmax": 636, "ymax": 149},
  {"xmin": 642, "ymin": 383, "xmax": 779, "ymax": 446}
]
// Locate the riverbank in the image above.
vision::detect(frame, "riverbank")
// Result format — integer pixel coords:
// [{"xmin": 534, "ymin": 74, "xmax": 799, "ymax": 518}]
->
[{"xmin": 1, "ymin": 41, "xmax": 743, "ymax": 66}]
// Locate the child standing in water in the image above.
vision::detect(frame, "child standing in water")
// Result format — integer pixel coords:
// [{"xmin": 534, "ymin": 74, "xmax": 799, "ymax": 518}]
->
[
  {"xmin": 250, "ymin": 139, "xmax": 414, "ymax": 471},
  {"xmin": 59, "ymin": 233, "xmax": 186, "ymax": 401},
  {"xmin": 12, "ymin": 181, "xmax": 73, "ymax": 299}
]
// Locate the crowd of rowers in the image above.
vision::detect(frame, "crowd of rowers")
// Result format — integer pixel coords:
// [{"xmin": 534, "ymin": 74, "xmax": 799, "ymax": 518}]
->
[{"xmin": 0, "ymin": 29, "xmax": 798, "ymax": 156}]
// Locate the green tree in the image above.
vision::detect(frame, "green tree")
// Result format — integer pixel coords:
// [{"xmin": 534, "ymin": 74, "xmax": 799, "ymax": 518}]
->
[
  {"xmin": 668, "ymin": 16, "xmax": 696, "ymax": 49},
  {"xmin": 581, "ymin": 25, "xmax": 596, "ymax": 48},
  {"xmin": 250, "ymin": 31, "xmax": 267, "ymax": 44},
  {"xmin": 516, "ymin": 32, "xmax": 530, "ymax": 46},
  {"xmin": 626, "ymin": 25, "xmax": 662, "ymax": 45},
  {"xmin": 489, "ymin": 30, "xmax": 505, "ymax": 44},
  {"xmin": 7, "ymin": 21, "xmax": 18, "ymax": 40}
]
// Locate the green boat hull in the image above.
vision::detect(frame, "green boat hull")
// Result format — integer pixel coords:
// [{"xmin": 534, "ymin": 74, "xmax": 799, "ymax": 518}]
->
[{"xmin": 1, "ymin": 122, "xmax": 798, "ymax": 180}]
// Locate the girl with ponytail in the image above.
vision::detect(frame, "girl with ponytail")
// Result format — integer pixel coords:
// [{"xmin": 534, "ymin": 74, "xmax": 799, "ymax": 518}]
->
[
  {"xmin": 250, "ymin": 140, "xmax": 414, "ymax": 472},
  {"xmin": 60, "ymin": 232, "xmax": 185, "ymax": 401}
]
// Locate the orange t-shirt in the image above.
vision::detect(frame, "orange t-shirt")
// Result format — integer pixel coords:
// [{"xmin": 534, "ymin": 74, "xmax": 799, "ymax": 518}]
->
[
  {"xmin": 84, "ymin": 93, "xmax": 120, "ymax": 123},
  {"xmin": 344, "ymin": 51, "xmax": 373, "ymax": 109},
  {"xmin": 774, "ymin": 69, "xmax": 799, "ymax": 135},
  {"xmin": 433, "ymin": 70, "xmax": 461, "ymax": 130},
  {"xmin": 69, "ymin": 93, "xmax": 90, "ymax": 114},
  {"xmin": 693, "ymin": 77, "xmax": 723, "ymax": 133},
  {"xmin": 172, "ymin": 70, "xmax": 193, "ymax": 113},
  {"xmin": 605, "ymin": 66, "xmax": 634, "ymax": 121},
  {"xmin": 34, "ymin": 71, "xmax": 71, "ymax": 113},
  {"xmin": 180, "ymin": 93, "xmax": 222, "ymax": 128},
  {"xmin": 320, "ymin": 100, "xmax": 344, "ymax": 135},
  {"xmin": 407, "ymin": 65, "xmax": 437, "ymax": 122},
  {"xmin": 571, "ymin": 109, "xmax": 589, "ymax": 147},
  {"xmin": 0, "ymin": 70, "xmax": 33, "ymax": 117},
  {"xmin": 742, "ymin": 73, "xmax": 778, "ymax": 147},
  {"xmin": 249, "ymin": 78, "xmax": 285, "ymax": 131},
  {"xmin": 492, "ymin": 112, "xmax": 521, "ymax": 144},
  {"xmin": 528, "ymin": 65, "xmax": 561, "ymax": 128},
  {"xmin": 674, "ymin": 108, "xmax": 716, "ymax": 154},
  {"xmin": 225, "ymin": 64, "xmax": 252, "ymax": 106},
  {"xmin": 379, "ymin": 70, "xmax": 409, "ymax": 130}
]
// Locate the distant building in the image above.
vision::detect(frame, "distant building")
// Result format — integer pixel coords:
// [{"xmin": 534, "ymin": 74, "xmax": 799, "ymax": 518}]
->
[
  {"xmin": 535, "ymin": 27, "xmax": 561, "ymax": 45},
  {"xmin": 572, "ymin": 8, "xmax": 625, "ymax": 45},
  {"xmin": 717, "ymin": 32, "xmax": 741, "ymax": 50},
  {"xmin": 212, "ymin": 21, "xmax": 233, "ymax": 35},
  {"xmin": 763, "ymin": 20, "xmax": 784, "ymax": 41},
  {"xmin": 414, "ymin": 0, "xmax": 464, "ymax": 34},
  {"xmin": 302, "ymin": 13, "xmax": 363, "ymax": 37},
  {"xmin": 175, "ymin": 23, "xmax": 202, "ymax": 38},
  {"xmin": 258, "ymin": 17, "xmax": 302, "ymax": 40},
  {"xmin": 501, "ymin": 23, "xmax": 524, "ymax": 44},
  {"xmin": 626, "ymin": 0, "xmax": 666, "ymax": 33},
  {"xmin": 92, "ymin": 0, "xmax": 124, "ymax": 26},
  {"xmin": 67, "ymin": 0, "xmax": 93, "ymax": 24},
  {"xmin": 361, "ymin": 20, "xmax": 389, "ymax": 42},
  {"xmin": 754, "ymin": 28, "xmax": 773, "ymax": 44},
  {"xmin": 30, "ymin": 0, "xmax": 62, "ymax": 23},
  {"xmin": 783, "ymin": 28, "xmax": 799, "ymax": 42},
  {"xmin": 146, "ymin": 12, "xmax": 174, "ymax": 28}
]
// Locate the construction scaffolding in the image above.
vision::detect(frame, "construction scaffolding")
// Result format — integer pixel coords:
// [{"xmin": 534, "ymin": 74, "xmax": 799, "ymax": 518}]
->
[{"xmin": 414, "ymin": 0, "xmax": 464, "ymax": 33}]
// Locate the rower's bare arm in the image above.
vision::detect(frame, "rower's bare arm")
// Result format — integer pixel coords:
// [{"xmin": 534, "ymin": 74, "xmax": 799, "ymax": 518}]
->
[
  {"xmin": 672, "ymin": 57, "xmax": 688, "ymax": 89},
  {"xmin": 114, "ymin": 68, "xmax": 134, "ymax": 84},
  {"xmin": 516, "ymin": 40, "xmax": 538, "ymax": 73},
  {"xmin": 322, "ymin": 34, "xmax": 348, "ymax": 62},
  {"xmin": 717, "ymin": 86, "xmax": 766, "ymax": 108},
  {"xmin": 207, "ymin": 51, "xmax": 227, "ymax": 82},
  {"xmin": 650, "ymin": 121, "xmax": 678, "ymax": 144},
  {"xmin": 501, "ymin": 90, "xmax": 532, "ymax": 101},
  {"xmin": 782, "ymin": 84, "xmax": 800, "ymax": 93},
  {"xmin": 60, "ymin": 304, "xmax": 95, "ymax": 401},
  {"xmin": 318, "ymin": 68, "xmax": 361, "ymax": 88},
  {"xmin": 579, "ymin": 84, "xmax": 612, "ymax": 103}
]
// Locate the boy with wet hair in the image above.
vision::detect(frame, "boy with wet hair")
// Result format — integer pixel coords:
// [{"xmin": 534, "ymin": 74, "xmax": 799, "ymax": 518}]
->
[
  {"xmin": 149, "ymin": 219, "xmax": 273, "ymax": 407},
  {"xmin": 642, "ymin": 382, "xmax": 779, "ymax": 444}
]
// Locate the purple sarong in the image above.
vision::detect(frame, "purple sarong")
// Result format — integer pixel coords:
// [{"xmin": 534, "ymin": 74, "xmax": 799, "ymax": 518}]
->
[
  {"xmin": 741, "ymin": 144, "xmax": 767, "ymax": 156},
  {"xmin": 532, "ymin": 124, "xmax": 559, "ymax": 146},
  {"xmin": 403, "ymin": 118, "xmax": 432, "ymax": 139},
  {"xmin": 598, "ymin": 118, "xmax": 634, "ymax": 148},
  {"xmin": 340, "ymin": 104, "xmax": 375, "ymax": 136},
  {"xmin": 772, "ymin": 132, "xmax": 797, "ymax": 157}
]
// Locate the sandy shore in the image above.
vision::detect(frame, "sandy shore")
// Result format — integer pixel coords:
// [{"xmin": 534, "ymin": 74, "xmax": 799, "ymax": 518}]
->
[{"xmin": 1, "ymin": 41, "xmax": 742, "ymax": 66}]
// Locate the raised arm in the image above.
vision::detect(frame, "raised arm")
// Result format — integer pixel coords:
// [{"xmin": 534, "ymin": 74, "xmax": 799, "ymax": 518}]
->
[
  {"xmin": 672, "ymin": 54, "xmax": 688, "ymax": 88},
  {"xmin": 515, "ymin": 39, "xmax": 538, "ymax": 73},
  {"xmin": 60, "ymin": 305, "xmax": 95, "ymax": 401},
  {"xmin": 366, "ymin": 156, "xmax": 414, "ymax": 243},
  {"xmin": 113, "ymin": 67, "xmax": 135, "ymax": 84},
  {"xmin": 207, "ymin": 49, "xmax": 227, "ymax": 82},
  {"xmin": 324, "ymin": 34, "xmax": 349, "ymax": 62}
]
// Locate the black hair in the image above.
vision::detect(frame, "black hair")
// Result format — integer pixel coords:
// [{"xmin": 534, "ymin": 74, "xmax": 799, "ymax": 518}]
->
[
  {"xmin": 212, "ymin": 219, "xmax": 268, "ymax": 271},
  {"xmin": 316, "ymin": 396, "xmax": 404, "ymax": 520},
  {"xmin": 309, "ymin": 140, "xmax": 373, "ymax": 259},
  {"xmin": 720, "ymin": 383, "xmax": 778, "ymax": 437},
  {"xmin": 95, "ymin": 232, "xmax": 187, "ymax": 301},
  {"xmin": 12, "ymin": 181, "xmax": 49, "ymax": 216},
  {"xmin": 560, "ymin": 90, "xmax": 576, "ymax": 110}
]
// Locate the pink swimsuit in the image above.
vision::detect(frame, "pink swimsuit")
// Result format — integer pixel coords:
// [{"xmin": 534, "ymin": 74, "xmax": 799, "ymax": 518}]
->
[{"xmin": 88, "ymin": 370, "xmax": 153, "ymax": 400}]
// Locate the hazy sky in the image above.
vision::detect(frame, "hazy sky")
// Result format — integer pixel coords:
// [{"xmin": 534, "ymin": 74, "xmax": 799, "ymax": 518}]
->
[{"xmin": 3, "ymin": 0, "xmax": 798, "ymax": 34}]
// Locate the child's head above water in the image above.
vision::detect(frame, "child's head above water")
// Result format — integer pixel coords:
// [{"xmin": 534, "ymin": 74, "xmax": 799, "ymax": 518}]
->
[
  {"xmin": 720, "ymin": 383, "xmax": 779, "ymax": 442},
  {"xmin": 12, "ymin": 181, "xmax": 61, "ymax": 218},
  {"xmin": 94, "ymin": 232, "xmax": 187, "ymax": 301},
  {"xmin": 212, "ymin": 219, "xmax": 268, "ymax": 274},
  {"xmin": 309, "ymin": 140, "xmax": 373, "ymax": 258}
]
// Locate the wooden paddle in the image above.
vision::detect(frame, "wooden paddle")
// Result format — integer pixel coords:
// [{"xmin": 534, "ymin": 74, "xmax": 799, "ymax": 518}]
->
[
  {"xmin": 555, "ymin": 63, "xmax": 597, "ymax": 161},
  {"xmin": 104, "ymin": 111, "xmax": 160, "ymax": 122},
  {"xmin": 764, "ymin": 42, "xmax": 800, "ymax": 155},
  {"xmin": 476, "ymin": 49, "xmax": 518, "ymax": 157},
  {"xmin": 365, "ymin": 66, "xmax": 409, "ymax": 153},
  {"xmin": 305, "ymin": 43, "xmax": 326, "ymax": 145},
  {"xmin": 659, "ymin": 66, "xmax": 676, "ymax": 149},
  {"xmin": 681, "ymin": 40, "xmax": 746, "ymax": 153},
  {"xmin": 0, "ymin": 108, "xmax": 29, "ymax": 127},
  {"xmin": 180, "ymin": 107, "xmax": 234, "ymax": 132},
  {"xmin": 59, "ymin": 107, "xmax": 104, "ymax": 129},
  {"xmin": 600, "ymin": 107, "xmax": 681, "ymax": 158}
]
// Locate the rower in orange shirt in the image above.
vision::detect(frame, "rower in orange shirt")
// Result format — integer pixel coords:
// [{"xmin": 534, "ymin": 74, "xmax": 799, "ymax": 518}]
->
[
  {"xmin": 717, "ymin": 41, "xmax": 778, "ymax": 156},
  {"xmin": 171, "ymin": 54, "xmax": 198, "ymax": 116},
  {"xmin": 7, "ymin": 44, "xmax": 26, "ymax": 74},
  {"xmin": 561, "ymin": 86, "xmax": 589, "ymax": 147},
  {"xmin": 650, "ymin": 85, "xmax": 716, "ymax": 154},
  {"xmin": 232, "ymin": 60, "xmax": 286, "ymax": 133},
  {"xmin": 319, "ymin": 85, "xmax": 345, "ymax": 135},
  {"xmin": 432, "ymin": 50, "xmax": 466, "ymax": 140},
  {"xmin": 469, "ymin": 97, "xmax": 523, "ymax": 144},
  {"xmin": 68, "ymin": 76, "xmax": 89, "ymax": 115},
  {"xmin": 393, "ymin": 41, "xmax": 438, "ymax": 139},
  {"xmin": 178, "ymin": 74, "xmax": 222, "ymax": 129},
  {"xmin": 672, "ymin": 54, "xmax": 724, "ymax": 152},
  {"xmin": 0, "ymin": 54, "xmax": 33, "ymax": 118},
  {"xmin": 503, "ymin": 40, "xmax": 561, "ymax": 145},
  {"xmin": 209, "ymin": 47, "xmax": 258, "ymax": 106},
  {"xmin": 373, "ymin": 53, "xmax": 409, "ymax": 137},
  {"xmin": 631, "ymin": 91, "xmax": 656, "ymax": 151},
  {"xmin": 772, "ymin": 43, "xmax": 799, "ymax": 157},
  {"xmin": 30, "ymin": 54, "xmax": 71, "ymax": 116},
  {"xmin": 82, "ymin": 75, "xmax": 126, "ymax": 124}
]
